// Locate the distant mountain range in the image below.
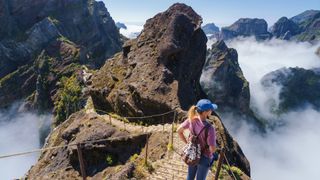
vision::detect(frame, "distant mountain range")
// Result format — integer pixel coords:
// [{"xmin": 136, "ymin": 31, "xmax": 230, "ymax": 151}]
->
[{"xmin": 203, "ymin": 9, "xmax": 320, "ymax": 42}]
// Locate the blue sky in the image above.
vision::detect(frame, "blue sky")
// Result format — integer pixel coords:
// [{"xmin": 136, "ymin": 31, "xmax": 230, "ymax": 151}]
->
[{"xmin": 102, "ymin": 0, "xmax": 319, "ymax": 27}]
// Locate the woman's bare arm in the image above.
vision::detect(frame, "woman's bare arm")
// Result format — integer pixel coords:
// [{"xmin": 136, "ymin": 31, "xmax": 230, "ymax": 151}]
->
[{"xmin": 177, "ymin": 126, "xmax": 187, "ymax": 144}]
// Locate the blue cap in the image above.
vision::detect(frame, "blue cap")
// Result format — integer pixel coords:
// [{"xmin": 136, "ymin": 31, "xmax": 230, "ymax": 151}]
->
[{"xmin": 196, "ymin": 99, "xmax": 218, "ymax": 112}]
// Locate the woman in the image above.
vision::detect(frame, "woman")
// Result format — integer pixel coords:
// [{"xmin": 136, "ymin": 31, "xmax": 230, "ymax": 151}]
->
[{"xmin": 177, "ymin": 99, "xmax": 217, "ymax": 180}]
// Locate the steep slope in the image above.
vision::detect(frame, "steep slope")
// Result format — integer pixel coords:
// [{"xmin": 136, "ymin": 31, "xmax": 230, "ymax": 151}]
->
[{"xmin": 0, "ymin": 0, "xmax": 122, "ymax": 123}]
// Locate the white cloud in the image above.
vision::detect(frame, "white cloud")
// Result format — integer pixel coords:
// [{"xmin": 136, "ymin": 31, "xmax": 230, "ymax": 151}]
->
[
  {"xmin": 0, "ymin": 105, "xmax": 51, "ymax": 179},
  {"xmin": 119, "ymin": 23, "xmax": 143, "ymax": 39},
  {"xmin": 220, "ymin": 37, "xmax": 320, "ymax": 179},
  {"xmin": 222, "ymin": 108, "xmax": 320, "ymax": 180},
  {"xmin": 227, "ymin": 37, "xmax": 320, "ymax": 119}
]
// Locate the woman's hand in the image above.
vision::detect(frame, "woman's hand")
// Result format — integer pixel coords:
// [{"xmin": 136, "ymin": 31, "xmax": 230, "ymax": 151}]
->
[{"xmin": 209, "ymin": 145, "xmax": 216, "ymax": 154}]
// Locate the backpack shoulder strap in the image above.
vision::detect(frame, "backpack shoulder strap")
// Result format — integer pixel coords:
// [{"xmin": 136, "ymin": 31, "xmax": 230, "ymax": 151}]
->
[
  {"xmin": 196, "ymin": 122, "xmax": 210, "ymax": 138},
  {"xmin": 204, "ymin": 123, "xmax": 210, "ymax": 149}
]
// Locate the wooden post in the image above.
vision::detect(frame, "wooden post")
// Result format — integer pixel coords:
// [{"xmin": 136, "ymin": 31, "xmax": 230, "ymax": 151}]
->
[
  {"xmin": 162, "ymin": 116, "xmax": 164, "ymax": 132},
  {"xmin": 109, "ymin": 115, "xmax": 112, "ymax": 125},
  {"xmin": 215, "ymin": 148, "xmax": 225, "ymax": 180},
  {"xmin": 171, "ymin": 111, "xmax": 176, "ymax": 146},
  {"xmin": 171, "ymin": 122, "xmax": 174, "ymax": 146},
  {"xmin": 77, "ymin": 144, "xmax": 87, "ymax": 180},
  {"xmin": 144, "ymin": 134, "xmax": 149, "ymax": 165}
]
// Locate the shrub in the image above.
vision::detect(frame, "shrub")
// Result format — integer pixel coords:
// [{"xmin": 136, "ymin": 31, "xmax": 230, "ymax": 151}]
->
[
  {"xmin": 105, "ymin": 154, "xmax": 114, "ymax": 165},
  {"xmin": 54, "ymin": 75, "xmax": 82, "ymax": 125},
  {"xmin": 129, "ymin": 153, "xmax": 139, "ymax": 162}
]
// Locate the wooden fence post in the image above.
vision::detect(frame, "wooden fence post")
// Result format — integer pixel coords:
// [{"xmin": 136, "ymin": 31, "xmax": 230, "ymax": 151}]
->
[
  {"xmin": 162, "ymin": 116, "xmax": 164, "ymax": 132},
  {"xmin": 109, "ymin": 115, "xmax": 112, "ymax": 125},
  {"xmin": 77, "ymin": 144, "xmax": 87, "ymax": 180},
  {"xmin": 171, "ymin": 111, "xmax": 176, "ymax": 146},
  {"xmin": 215, "ymin": 147, "xmax": 225, "ymax": 180},
  {"xmin": 144, "ymin": 134, "xmax": 149, "ymax": 165}
]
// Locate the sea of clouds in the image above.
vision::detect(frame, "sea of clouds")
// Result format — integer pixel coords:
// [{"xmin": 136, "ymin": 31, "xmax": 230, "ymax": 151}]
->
[{"xmin": 222, "ymin": 37, "xmax": 320, "ymax": 179}]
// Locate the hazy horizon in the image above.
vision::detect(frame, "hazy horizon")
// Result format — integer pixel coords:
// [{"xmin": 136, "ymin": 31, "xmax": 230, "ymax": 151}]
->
[{"xmin": 103, "ymin": 0, "xmax": 320, "ymax": 28}]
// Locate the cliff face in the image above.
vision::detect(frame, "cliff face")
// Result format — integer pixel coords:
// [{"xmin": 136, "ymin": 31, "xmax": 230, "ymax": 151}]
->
[
  {"xmin": 0, "ymin": 0, "xmax": 122, "ymax": 121},
  {"xmin": 201, "ymin": 41, "xmax": 250, "ymax": 114},
  {"xmin": 0, "ymin": 0, "xmax": 121, "ymax": 69},
  {"xmin": 219, "ymin": 18, "xmax": 272, "ymax": 40}
]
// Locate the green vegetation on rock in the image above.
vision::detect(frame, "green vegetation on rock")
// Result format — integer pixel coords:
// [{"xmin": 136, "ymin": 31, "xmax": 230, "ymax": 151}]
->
[{"xmin": 54, "ymin": 75, "xmax": 82, "ymax": 125}]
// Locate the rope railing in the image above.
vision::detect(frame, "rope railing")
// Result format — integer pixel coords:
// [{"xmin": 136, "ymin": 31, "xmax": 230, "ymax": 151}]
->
[
  {"xmin": 95, "ymin": 108, "xmax": 176, "ymax": 119},
  {"xmin": 0, "ymin": 132, "xmax": 147, "ymax": 160}
]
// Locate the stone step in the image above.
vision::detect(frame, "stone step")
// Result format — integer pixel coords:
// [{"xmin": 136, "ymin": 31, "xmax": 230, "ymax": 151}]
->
[
  {"xmin": 147, "ymin": 174, "xmax": 167, "ymax": 180},
  {"xmin": 157, "ymin": 165, "xmax": 188, "ymax": 174},
  {"xmin": 154, "ymin": 169, "xmax": 186, "ymax": 179}
]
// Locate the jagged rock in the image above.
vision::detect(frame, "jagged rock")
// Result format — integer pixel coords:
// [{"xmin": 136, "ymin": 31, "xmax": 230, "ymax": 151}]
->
[
  {"xmin": 271, "ymin": 17, "xmax": 300, "ymax": 40},
  {"xmin": 261, "ymin": 67, "xmax": 320, "ymax": 113},
  {"xmin": 220, "ymin": 18, "xmax": 272, "ymax": 40},
  {"xmin": 89, "ymin": 3, "xmax": 207, "ymax": 120},
  {"xmin": 202, "ymin": 23, "xmax": 220, "ymax": 34},
  {"xmin": 201, "ymin": 41, "xmax": 250, "ymax": 114}
]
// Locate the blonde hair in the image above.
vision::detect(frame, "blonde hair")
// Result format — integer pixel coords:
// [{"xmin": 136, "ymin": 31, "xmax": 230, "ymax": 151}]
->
[{"xmin": 187, "ymin": 105, "xmax": 198, "ymax": 121}]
